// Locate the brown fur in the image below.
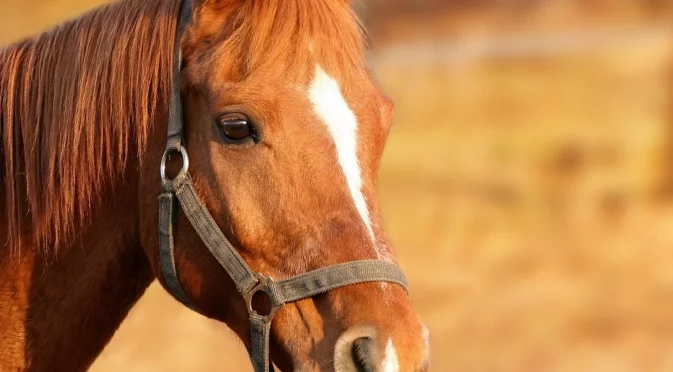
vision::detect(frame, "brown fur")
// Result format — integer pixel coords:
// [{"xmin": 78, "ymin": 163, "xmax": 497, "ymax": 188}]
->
[
  {"xmin": 0, "ymin": 0, "xmax": 429, "ymax": 370},
  {"xmin": 0, "ymin": 0, "xmax": 179, "ymax": 253}
]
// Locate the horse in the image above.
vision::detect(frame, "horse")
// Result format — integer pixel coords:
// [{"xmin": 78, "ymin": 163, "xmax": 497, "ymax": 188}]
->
[{"xmin": 0, "ymin": 0, "xmax": 430, "ymax": 371}]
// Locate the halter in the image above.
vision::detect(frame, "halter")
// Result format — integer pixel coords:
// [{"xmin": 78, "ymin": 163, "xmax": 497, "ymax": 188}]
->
[{"xmin": 158, "ymin": 1, "xmax": 409, "ymax": 371}]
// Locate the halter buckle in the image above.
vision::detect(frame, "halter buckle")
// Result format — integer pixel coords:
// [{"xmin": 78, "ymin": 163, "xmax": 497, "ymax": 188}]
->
[
  {"xmin": 160, "ymin": 146, "xmax": 190, "ymax": 181},
  {"xmin": 244, "ymin": 273, "xmax": 282, "ymax": 322}
]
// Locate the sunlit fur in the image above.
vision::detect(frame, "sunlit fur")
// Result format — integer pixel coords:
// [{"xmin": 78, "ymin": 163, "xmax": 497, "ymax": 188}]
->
[
  {"xmin": 0, "ymin": 0, "xmax": 428, "ymax": 370},
  {"xmin": 1, "ymin": 0, "xmax": 180, "ymax": 253}
]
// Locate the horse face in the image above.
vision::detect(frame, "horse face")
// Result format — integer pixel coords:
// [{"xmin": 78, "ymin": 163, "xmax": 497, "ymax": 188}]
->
[{"xmin": 152, "ymin": 1, "xmax": 429, "ymax": 370}]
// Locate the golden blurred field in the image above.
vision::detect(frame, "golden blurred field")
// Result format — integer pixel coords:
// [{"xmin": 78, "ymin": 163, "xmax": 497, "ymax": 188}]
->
[{"xmin": 2, "ymin": 1, "xmax": 673, "ymax": 371}]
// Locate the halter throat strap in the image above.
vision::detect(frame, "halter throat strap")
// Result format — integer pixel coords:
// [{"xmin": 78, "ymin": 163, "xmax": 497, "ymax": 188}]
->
[{"xmin": 158, "ymin": 2, "xmax": 409, "ymax": 371}]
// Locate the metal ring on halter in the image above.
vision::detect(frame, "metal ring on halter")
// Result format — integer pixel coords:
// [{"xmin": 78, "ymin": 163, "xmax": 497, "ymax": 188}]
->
[
  {"xmin": 160, "ymin": 146, "xmax": 190, "ymax": 181},
  {"xmin": 244, "ymin": 273, "xmax": 282, "ymax": 322}
]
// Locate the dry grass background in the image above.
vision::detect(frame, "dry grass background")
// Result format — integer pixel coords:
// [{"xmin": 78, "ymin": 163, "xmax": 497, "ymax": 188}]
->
[{"xmin": 2, "ymin": 0, "xmax": 673, "ymax": 371}]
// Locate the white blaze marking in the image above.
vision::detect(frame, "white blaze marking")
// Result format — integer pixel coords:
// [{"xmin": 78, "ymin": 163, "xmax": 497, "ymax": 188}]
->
[
  {"xmin": 309, "ymin": 65, "xmax": 377, "ymax": 246},
  {"xmin": 382, "ymin": 339, "xmax": 400, "ymax": 372},
  {"xmin": 422, "ymin": 324, "xmax": 431, "ymax": 364}
]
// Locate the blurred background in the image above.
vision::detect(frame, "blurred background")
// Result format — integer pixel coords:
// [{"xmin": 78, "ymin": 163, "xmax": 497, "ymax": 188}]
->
[{"xmin": 2, "ymin": 0, "xmax": 673, "ymax": 371}]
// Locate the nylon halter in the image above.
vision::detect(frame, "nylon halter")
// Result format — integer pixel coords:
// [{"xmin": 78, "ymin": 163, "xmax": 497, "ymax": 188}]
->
[{"xmin": 158, "ymin": 1, "xmax": 409, "ymax": 371}]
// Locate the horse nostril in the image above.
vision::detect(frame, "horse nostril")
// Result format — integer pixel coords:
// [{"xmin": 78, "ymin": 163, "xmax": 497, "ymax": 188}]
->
[{"xmin": 351, "ymin": 337, "xmax": 376, "ymax": 372}]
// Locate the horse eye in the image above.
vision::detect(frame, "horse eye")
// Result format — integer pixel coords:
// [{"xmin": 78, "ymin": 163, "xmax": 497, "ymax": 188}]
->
[{"xmin": 217, "ymin": 114, "xmax": 253, "ymax": 143}]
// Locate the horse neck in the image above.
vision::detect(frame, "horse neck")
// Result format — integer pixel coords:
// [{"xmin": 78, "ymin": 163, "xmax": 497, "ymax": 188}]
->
[{"xmin": 0, "ymin": 161, "xmax": 154, "ymax": 372}]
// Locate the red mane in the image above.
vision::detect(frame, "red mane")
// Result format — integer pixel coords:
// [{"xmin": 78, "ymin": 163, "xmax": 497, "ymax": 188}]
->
[{"xmin": 0, "ymin": 0, "xmax": 180, "ymax": 253}]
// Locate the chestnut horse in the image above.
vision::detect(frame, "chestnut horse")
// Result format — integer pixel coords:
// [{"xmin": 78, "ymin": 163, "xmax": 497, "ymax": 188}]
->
[{"xmin": 0, "ymin": 0, "xmax": 429, "ymax": 371}]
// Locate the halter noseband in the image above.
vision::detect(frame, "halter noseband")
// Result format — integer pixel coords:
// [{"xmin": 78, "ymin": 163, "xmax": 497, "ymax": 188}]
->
[{"xmin": 157, "ymin": 2, "xmax": 409, "ymax": 371}]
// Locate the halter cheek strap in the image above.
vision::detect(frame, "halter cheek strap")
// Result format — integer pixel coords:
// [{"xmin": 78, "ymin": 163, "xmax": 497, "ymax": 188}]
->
[{"xmin": 158, "ymin": 2, "xmax": 409, "ymax": 371}]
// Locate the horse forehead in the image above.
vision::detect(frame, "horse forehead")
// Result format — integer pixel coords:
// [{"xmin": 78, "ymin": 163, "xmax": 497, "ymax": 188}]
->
[{"xmin": 306, "ymin": 63, "xmax": 393, "ymax": 260}]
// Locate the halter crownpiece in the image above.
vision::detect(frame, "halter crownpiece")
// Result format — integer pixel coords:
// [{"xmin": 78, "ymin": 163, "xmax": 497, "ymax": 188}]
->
[{"xmin": 157, "ymin": 1, "xmax": 410, "ymax": 371}]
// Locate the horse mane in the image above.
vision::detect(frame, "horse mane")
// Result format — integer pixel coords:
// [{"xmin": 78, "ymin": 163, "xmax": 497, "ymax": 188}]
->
[
  {"xmin": 0, "ymin": 0, "xmax": 181, "ymax": 254},
  {"xmin": 0, "ymin": 0, "xmax": 366, "ymax": 255}
]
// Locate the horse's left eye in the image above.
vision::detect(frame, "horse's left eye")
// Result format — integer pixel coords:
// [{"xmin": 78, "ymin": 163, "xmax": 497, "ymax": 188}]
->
[{"xmin": 217, "ymin": 114, "xmax": 254, "ymax": 143}]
